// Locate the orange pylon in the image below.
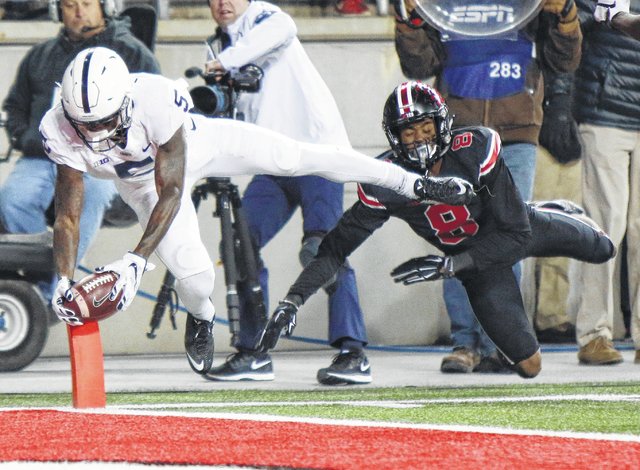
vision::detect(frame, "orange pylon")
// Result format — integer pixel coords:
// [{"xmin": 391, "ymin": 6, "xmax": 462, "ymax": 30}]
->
[{"xmin": 67, "ymin": 322, "xmax": 106, "ymax": 408}]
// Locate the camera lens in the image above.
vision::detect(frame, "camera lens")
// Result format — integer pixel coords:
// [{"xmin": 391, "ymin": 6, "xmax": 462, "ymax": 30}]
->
[{"xmin": 189, "ymin": 85, "xmax": 230, "ymax": 116}]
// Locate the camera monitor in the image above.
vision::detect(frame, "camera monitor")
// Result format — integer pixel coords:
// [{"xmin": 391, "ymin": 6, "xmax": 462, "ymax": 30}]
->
[{"xmin": 413, "ymin": 0, "xmax": 544, "ymax": 38}]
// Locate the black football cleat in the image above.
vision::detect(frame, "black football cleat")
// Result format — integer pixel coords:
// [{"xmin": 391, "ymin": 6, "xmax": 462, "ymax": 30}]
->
[
  {"xmin": 414, "ymin": 176, "xmax": 475, "ymax": 205},
  {"xmin": 184, "ymin": 313, "xmax": 214, "ymax": 375}
]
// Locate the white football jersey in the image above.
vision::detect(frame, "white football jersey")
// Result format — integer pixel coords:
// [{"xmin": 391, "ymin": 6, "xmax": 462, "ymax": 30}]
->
[
  {"xmin": 38, "ymin": 70, "xmax": 421, "ymax": 283},
  {"xmin": 40, "ymin": 73, "xmax": 193, "ymax": 183},
  {"xmin": 40, "ymin": 71, "xmax": 420, "ymax": 205}
]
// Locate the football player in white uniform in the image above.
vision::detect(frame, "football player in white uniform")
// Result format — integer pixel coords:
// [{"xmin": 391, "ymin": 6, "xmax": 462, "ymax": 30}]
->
[{"xmin": 42, "ymin": 47, "xmax": 473, "ymax": 375}]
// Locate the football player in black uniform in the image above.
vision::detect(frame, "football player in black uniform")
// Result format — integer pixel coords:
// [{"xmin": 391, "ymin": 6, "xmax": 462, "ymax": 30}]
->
[{"xmin": 257, "ymin": 81, "xmax": 615, "ymax": 380}]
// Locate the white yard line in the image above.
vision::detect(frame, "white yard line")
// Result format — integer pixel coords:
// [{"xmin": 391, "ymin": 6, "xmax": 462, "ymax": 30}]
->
[
  {"xmin": 3, "ymin": 393, "xmax": 639, "ymax": 443},
  {"xmin": 106, "ymin": 393, "xmax": 640, "ymax": 409}
]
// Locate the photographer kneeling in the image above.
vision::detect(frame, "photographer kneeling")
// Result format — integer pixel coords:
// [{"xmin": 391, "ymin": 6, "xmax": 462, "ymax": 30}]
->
[{"xmin": 204, "ymin": 0, "xmax": 373, "ymax": 385}]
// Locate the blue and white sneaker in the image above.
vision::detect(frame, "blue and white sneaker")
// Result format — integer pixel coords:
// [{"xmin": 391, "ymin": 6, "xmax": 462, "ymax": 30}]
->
[{"xmin": 317, "ymin": 350, "xmax": 372, "ymax": 385}]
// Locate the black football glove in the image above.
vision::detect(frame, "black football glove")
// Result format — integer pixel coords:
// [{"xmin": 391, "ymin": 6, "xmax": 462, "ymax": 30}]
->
[
  {"xmin": 414, "ymin": 176, "xmax": 475, "ymax": 205},
  {"xmin": 539, "ymin": 71, "xmax": 582, "ymax": 164},
  {"xmin": 257, "ymin": 297, "xmax": 299, "ymax": 352},
  {"xmin": 391, "ymin": 255, "xmax": 455, "ymax": 285}
]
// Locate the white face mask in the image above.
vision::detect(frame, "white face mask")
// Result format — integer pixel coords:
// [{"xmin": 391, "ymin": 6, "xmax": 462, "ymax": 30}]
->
[
  {"xmin": 81, "ymin": 129, "xmax": 120, "ymax": 152},
  {"xmin": 74, "ymin": 116, "xmax": 121, "ymax": 151},
  {"xmin": 68, "ymin": 97, "xmax": 132, "ymax": 152}
]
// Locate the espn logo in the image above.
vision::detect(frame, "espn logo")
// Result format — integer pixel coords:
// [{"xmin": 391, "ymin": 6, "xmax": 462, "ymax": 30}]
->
[{"xmin": 450, "ymin": 5, "xmax": 515, "ymax": 24}]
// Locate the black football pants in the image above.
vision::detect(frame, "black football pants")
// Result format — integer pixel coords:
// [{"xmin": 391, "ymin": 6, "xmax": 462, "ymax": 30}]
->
[{"xmin": 460, "ymin": 206, "xmax": 615, "ymax": 364}]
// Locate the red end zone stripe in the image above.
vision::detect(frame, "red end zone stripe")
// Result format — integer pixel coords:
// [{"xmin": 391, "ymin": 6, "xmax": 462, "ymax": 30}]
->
[{"xmin": 1, "ymin": 410, "xmax": 639, "ymax": 469}]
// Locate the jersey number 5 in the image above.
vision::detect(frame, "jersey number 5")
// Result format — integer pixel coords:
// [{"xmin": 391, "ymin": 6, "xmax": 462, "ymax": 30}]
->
[
  {"xmin": 425, "ymin": 204, "xmax": 479, "ymax": 245},
  {"xmin": 174, "ymin": 89, "xmax": 190, "ymax": 112}
]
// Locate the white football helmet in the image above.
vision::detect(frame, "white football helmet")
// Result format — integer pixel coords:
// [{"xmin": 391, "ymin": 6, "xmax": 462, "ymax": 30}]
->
[{"xmin": 61, "ymin": 47, "xmax": 133, "ymax": 151}]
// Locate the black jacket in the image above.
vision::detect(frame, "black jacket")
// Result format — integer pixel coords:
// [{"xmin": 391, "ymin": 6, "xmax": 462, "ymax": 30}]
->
[
  {"xmin": 3, "ymin": 18, "xmax": 160, "ymax": 158},
  {"xmin": 574, "ymin": 0, "xmax": 640, "ymax": 129}
]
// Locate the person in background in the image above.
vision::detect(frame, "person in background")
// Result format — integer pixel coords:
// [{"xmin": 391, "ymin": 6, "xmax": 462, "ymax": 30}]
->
[
  {"xmin": 202, "ymin": 0, "xmax": 376, "ymax": 385},
  {"xmin": 393, "ymin": 0, "xmax": 582, "ymax": 374},
  {"xmin": 0, "ymin": 0, "xmax": 159, "ymax": 303},
  {"xmin": 567, "ymin": 0, "xmax": 640, "ymax": 365}
]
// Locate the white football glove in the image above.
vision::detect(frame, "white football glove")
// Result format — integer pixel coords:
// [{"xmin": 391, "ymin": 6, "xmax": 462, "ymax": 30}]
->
[
  {"xmin": 594, "ymin": 0, "xmax": 630, "ymax": 23},
  {"xmin": 95, "ymin": 252, "xmax": 154, "ymax": 312},
  {"xmin": 51, "ymin": 276, "xmax": 83, "ymax": 326}
]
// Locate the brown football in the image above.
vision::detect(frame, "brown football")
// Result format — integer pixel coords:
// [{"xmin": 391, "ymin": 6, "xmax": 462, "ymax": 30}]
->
[{"xmin": 66, "ymin": 271, "xmax": 122, "ymax": 322}]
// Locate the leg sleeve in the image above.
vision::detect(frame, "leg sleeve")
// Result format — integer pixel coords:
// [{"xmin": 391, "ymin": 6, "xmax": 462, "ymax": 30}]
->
[{"xmin": 187, "ymin": 118, "xmax": 419, "ymax": 199}]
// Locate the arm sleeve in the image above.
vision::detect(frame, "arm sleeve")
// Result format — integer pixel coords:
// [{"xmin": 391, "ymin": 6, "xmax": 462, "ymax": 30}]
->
[
  {"xmin": 452, "ymin": 157, "xmax": 532, "ymax": 276},
  {"xmin": 394, "ymin": 22, "xmax": 446, "ymax": 79},
  {"xmin": 287, "ymin": 202, "xmax": 389, "ymax": 303},
  {"xmin": 217, "ymin": 10, "xmax": 297, "ymax": 69}
]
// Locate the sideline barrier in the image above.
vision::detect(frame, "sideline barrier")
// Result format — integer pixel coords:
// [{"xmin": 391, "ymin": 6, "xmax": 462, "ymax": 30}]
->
[{"xmin": 76, "ymin": 265, "xmax": 634, "ymax": 355}]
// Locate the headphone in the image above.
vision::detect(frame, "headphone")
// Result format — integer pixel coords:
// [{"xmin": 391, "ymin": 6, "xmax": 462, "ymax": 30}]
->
[{"xmin": 49, "ymin": 0, "xmax": 119, "ymax": 23}]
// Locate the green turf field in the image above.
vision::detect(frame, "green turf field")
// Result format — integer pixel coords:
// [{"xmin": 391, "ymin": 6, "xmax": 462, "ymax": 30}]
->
[{"xmin": 2, "ymin": 381, "xmax": 639, "ymax": 435}]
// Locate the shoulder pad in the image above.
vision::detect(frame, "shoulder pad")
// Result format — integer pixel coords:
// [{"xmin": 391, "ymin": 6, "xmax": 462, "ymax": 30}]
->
[{"xmin": 449, "ymin": 126, "xmax": 501, "ymax": 177}]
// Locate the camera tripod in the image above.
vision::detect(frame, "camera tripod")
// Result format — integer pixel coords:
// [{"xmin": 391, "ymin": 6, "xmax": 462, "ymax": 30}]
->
[{"xmin": 146, "ymin": 177, "xmax": 267, "ymax": 348}]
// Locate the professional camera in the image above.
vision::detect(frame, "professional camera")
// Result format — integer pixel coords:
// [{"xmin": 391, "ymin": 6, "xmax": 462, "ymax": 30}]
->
[{"xmin": 185, "ymin": 64, "xmax": 263, "ymax": 119}]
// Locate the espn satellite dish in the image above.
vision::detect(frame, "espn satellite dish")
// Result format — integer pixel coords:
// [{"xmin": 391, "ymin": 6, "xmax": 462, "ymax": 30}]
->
[{"xmin": 414, "ymin": 0, "xmax": 544, "ymax": 38}]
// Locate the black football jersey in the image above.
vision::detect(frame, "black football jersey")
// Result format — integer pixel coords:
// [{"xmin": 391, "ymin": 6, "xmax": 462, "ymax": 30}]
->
[
  {"xmin": 288, "ymin": 126, "xmax": 532, "ymax": 302},
  {"xmin": 356, "ymin": 126, "xmax": 531, "ymax": 268}
]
